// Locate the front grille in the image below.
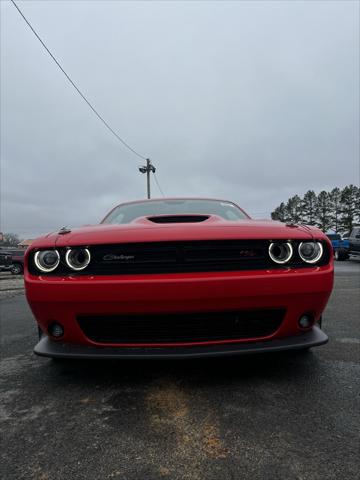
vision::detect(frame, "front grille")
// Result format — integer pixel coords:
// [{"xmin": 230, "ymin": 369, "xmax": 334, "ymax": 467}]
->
[
  {"xmin": 74, "ymin": 240, "xmax": 269, "ymax": 275},
  {"xmin": 77, "ymin": 309, "xmax": 285, "ymax": 344}
]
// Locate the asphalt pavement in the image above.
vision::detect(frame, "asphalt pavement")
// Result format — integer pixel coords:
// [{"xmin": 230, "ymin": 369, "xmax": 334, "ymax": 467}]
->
[{"xmin": 1, "ymin": 261, "xmax": 359, "ymax": 480}]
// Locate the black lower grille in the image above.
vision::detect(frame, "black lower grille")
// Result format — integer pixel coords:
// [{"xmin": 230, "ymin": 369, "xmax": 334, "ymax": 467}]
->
[{"xmin": 77, "ymin": 309, "xmax": 285, "ymax": 344}]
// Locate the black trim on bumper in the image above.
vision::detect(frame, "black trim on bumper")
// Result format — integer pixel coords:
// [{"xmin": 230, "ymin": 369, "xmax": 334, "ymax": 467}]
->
[{"xmin": 34, "ymin": 327, "xmax": 328, "ymax": 359}]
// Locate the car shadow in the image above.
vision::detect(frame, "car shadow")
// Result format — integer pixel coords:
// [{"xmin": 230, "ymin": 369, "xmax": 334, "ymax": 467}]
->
[{"xmin": 39, "ymin": 349, "xmax": 321, "ymax": 389}]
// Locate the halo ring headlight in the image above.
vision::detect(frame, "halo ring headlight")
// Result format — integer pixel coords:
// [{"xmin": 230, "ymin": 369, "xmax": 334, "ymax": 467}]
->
[
  {"xmin": 34, "ymin": 250, "xmax": 60, "ymax": 273},
  {"xmin": 298, "ymin": 242, "xmax": 323, "ymax": 264},
  {"xmin": 269, "ymin": 242, "xmax": 293, "ymax": 264},
  {"xmin": 65, "ymin": 248, "xmax": 91, "ymax": 271}
]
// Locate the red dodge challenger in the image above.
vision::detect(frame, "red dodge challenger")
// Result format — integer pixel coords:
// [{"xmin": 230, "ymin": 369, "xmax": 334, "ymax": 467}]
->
[{"xmin": 24, "ymin": 198, "xmax": 333, "ymax": 359}]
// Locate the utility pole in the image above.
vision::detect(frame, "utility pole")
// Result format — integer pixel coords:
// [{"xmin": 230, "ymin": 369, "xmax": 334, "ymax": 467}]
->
[{"xmin": 139, "ymin": 159, "xmax": 156, "ymax": 199}]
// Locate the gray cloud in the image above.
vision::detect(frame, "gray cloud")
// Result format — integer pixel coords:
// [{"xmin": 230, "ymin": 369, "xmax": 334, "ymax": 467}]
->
[{"xmin": 1, "ymin": 0, "xmax": 359, "ymax": 238}]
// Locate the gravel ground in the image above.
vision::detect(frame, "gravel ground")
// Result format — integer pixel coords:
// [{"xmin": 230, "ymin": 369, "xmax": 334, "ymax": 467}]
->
[{"xmin": 0, "ymin": 260, "xmax": 359, "ymax": 480}]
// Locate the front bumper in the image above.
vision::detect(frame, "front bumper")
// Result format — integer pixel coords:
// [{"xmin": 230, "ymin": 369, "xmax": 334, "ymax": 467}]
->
[
  {"xmin": 26, "ymin": 266, "xmax": 333, "ymax": 348},
  {"xmin": 34, "ymin": 326, "xmax": 328, "ymax": 359}
]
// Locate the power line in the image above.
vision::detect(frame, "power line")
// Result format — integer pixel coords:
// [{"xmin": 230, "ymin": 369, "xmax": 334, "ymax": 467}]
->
[
  {"xmin": 10, "ymin": 0, "xmax": 147, "ymax": 161},
  {"xmin": 153, "ymin": 172, "xmax": 165, "ymax": 197}
]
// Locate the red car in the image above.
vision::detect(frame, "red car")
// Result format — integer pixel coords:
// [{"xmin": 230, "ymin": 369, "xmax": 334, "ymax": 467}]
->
[{"xmin": 24, "ymin": 198, "xmax": 333, "ymax": 359}]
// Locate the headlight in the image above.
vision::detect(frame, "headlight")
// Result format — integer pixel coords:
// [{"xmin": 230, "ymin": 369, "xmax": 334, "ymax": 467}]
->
[
  {"xmin": 268, "ymin": 242, "xmax": 293, "ymax": 264},
  {"xmin": 298, "ymin": 242, "xmax": 323, "ymax": 264},
  {"xmin": 65, "ymin": 248, "xmax": 91, "ymax": 271},
  {"xmin": 34, "ymin": 250, "xmax": 60, "ymax": 272}
]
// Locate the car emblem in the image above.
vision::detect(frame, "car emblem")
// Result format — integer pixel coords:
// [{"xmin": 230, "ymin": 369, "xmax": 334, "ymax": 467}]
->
[{"xmin": 103, "ymin": 254, "xmax": 135, "ymax": 261}]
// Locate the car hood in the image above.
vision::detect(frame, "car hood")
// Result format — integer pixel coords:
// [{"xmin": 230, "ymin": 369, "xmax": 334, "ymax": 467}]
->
[{"xmin": 30, "ymin": 216, "xmax": 326, "ymax": 249}]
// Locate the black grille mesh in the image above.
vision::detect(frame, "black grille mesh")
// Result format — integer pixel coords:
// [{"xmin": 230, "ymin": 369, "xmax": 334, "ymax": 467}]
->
[
  {"xmin": 89, "ymin": 240, "xmax": 267, "ymax": 274},
  {"xmin": 77, "ymin": 309, "xmax": 286, "ymax": 344}
]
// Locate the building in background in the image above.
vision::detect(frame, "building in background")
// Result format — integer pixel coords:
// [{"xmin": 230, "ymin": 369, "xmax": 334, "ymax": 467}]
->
[{"xmin": 18, "ymin": 239, "xmax": 34, "ymax": 248}]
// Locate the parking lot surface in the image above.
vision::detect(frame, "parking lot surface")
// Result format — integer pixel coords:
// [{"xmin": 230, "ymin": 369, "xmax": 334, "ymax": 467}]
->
[
  {"xmin": 1, "ymin": 261, "xmax": 359, "ymax": 479},
  {"xmin": 0, "ymin": 271, "xmax": 24, "ymax": 300}
]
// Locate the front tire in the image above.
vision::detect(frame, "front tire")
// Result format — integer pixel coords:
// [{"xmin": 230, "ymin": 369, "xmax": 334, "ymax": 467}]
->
[
  {"xmin": 334, "ymin": 249, "xmax": 348, "ymax": 261},
  {"xmin": 11, "ymin": 263, "xmax": 23, "ymax": 274}
]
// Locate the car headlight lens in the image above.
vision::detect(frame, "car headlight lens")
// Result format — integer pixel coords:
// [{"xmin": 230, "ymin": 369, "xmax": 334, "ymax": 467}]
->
[
  {"xmin": 268, "ymin": 242, "xmax": 293, "ymax": 264},
  {"xmin": 65, "ymin": 248, "xmax": 91, "ymax": 271},
  {"xmin": 298, "ymin": 242, "xmax": 323, "ymax": 264},
  {"xmin": 34, "ymin": 250, "xmax": 60, "ymax": 272}
]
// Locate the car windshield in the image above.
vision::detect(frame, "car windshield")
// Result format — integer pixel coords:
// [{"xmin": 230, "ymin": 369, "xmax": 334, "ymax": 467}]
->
[{"xmin": 102, "ymin": 199, "xmax": 249, "ymax": 224}]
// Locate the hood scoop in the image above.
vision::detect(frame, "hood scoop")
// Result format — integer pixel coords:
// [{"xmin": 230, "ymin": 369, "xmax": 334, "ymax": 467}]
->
[{"xmin": 147, "ymin": 214, "xmax": 210, "ymax": 224}]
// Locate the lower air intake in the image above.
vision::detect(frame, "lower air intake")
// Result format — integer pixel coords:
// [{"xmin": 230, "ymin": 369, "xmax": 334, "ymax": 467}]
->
[{"xmin": 77, "ymin": 309, "xmax": 285, "ymax": 345}]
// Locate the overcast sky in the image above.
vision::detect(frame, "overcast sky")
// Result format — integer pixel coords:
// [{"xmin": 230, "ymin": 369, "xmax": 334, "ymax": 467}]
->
[{"xmin": 1, "ymin": 0, "xmax": 359, "ymax": 238}]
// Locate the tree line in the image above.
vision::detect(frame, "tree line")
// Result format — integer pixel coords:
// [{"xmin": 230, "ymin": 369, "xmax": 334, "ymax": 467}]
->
[
  {"xmin": 271, "ymin": 185, "xmax": 360, "ymax": 234},
  {"xmin": 0, "ymin": 233, "xmax": 22, "ymax": 247}
]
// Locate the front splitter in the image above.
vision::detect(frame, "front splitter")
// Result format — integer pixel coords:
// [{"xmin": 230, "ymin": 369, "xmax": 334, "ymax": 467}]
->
[{"xmin": 34, "ymin": 327, "xmax": 328, "ymax": 359}]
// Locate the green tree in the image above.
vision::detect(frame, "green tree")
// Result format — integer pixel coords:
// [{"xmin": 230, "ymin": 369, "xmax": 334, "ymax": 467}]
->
[
  {"xmin": 271, "ymin": 202, "xmax": 287, "ymax": 222},
  {"xmin": 271, "ymin": 184, "xmax": 359, "ymax": 229},
  {"xmin": 316, "ymin": 191, "xmax": 332, "ymax": 231},
  {"xmin": 286, "ymin": 195, "xmax": 303, "ymax": 223},
  {"xmin": 355, "ymin": 186, "xmax": 360, "ymax": 225},
  {"xmin": 329, "ymin": 187, "xmax": 342, "ymax": 233},
  {"xmin": 301, "ymin": 190, "xmax": 317, "ymax": 225},
  {"xmin": 339, "ymin": 185, "xmax": 359, "ymax": 234}
]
